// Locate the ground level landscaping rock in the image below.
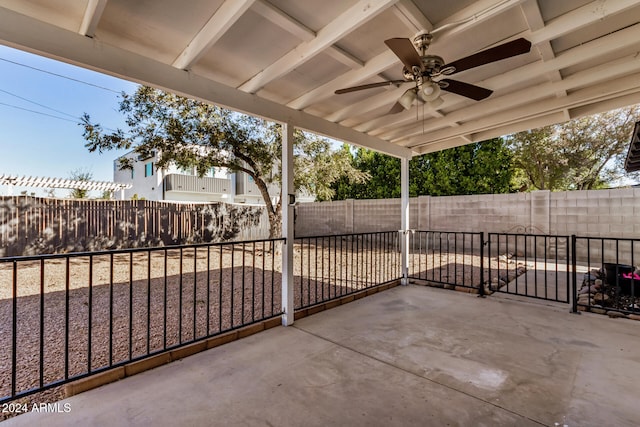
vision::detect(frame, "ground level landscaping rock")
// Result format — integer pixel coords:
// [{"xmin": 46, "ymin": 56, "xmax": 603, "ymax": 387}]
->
[
  {"xmin": 593, "ymin": 293, "xmax": 610, "ymax": 304},
  {"xmin": 607, "ymin": 311, "xmax": 627, "ymax": 319}
]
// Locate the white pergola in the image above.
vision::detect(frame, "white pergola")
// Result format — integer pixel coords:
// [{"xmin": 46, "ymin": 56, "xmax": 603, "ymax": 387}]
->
[
  {"xmin": 1, "ymin": 0, "xmax": 639, "ymax": 324},
  {"xmin": 0, "ymin": 174, "xmax": 132, "ymax": 198}
]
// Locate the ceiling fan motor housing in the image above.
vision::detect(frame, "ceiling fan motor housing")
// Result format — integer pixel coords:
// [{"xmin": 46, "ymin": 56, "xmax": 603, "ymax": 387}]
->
[
  {"xmin": 402, "ymin": 55, "xmax": 445, "ymax": 80},
  {"xmin": 413, "ymin": 33, "xmax": 433, "ymax": 55},
  {"xmin": 422, "ymin": 55, "xmax": 445, "ymax": 75}
]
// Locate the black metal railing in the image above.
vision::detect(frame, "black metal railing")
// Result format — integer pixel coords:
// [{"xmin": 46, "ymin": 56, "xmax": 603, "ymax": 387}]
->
[
  {"xmin": 487, "ymin": 233, "xmax": 570, "ymax": 303},
  {"xmin": 572, "ymin": 236, "xmax": 640, "ymax": 315},
  {"xmin": 5, "ymin": 227, "xmax": 640, "ymax": 406},
  {"xmin": 294, "ymin": 231, "xmax": 401, "ymax": 309},
  {"xmin": 0, "ymin": 238, "xmax": 283, "ymax": 404},
  {"xmin": 408, "ymin": 231, "xmax": 484, "ymax": 292}
]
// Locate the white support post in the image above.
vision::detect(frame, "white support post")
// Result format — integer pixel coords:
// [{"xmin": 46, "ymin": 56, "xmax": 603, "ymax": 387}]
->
[
  {"xmin": 281, "ymin": 122, "xmax": 295, "ymax": 326},
  {"xmin": 400, "ymin": 156, "xmax": 410, "ymax": 285}
]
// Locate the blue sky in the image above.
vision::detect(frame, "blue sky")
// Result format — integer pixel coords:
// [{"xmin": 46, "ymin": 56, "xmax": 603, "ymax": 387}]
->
[{"xmin": 0, "ymin": 44, "xmax": 138, "ymax": 196}]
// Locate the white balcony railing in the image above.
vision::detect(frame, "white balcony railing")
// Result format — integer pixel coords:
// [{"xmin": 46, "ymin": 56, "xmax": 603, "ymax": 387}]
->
[{"xmin": 164, "ymin": 174, "xmax": 231, "ymax": 194}]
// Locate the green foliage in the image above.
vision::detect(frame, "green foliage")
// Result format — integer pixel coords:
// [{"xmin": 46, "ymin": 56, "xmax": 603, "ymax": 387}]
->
[
  {"xmin": 411, "ymin": 138, "xmax": 513, "ymax": 196},
  {"xmin": 81, "ymin": 86, "xmax": 366, "ymax": 236},
  {"xmin": 330, "ymin": 148, "xmax": 401, "ymax": 200},
  {"xmin": 331, "ymin": 138, "xmax": 513, "ymax": 199},
  {"xmin": 68, "ymin": 168, "xmax": 93, "ymax": 199},
  {"xmin": 509, "ymin": 105, "xmax": 640, "ymax": 191}
]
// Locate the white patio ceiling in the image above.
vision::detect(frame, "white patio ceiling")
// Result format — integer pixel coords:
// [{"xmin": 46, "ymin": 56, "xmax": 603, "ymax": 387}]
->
[{"xmin": 1, "ymin": 0, "xmax": 639, "ymax": 158}]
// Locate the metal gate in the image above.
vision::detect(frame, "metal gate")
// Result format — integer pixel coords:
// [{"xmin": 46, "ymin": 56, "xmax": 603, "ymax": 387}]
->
[{"xmin": 487, "ymin": 233, "xmax": 570, "ymax": 303}]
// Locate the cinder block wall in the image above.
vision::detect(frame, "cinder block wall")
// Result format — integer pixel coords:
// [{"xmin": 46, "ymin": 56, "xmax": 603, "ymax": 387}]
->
[
  {"xmin": 295, "ymin": 189, "xmax": 640, "ymax": 239},
  {"xmin": 549, "ymin": 189, "xmax": 640, "ymax": 237}
]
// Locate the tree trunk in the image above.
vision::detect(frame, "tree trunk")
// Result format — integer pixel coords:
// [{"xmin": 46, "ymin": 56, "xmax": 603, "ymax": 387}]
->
[
  {"xmin": 252, "ymin": 180, "xmax": 281, "ymax": 239},
  {"xmin": 267, "ymin": 208, "xmax": 282, "ymax": 239}
]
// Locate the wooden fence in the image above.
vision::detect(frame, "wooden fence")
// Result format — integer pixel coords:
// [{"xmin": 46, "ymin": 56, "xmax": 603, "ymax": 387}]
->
[{"xmin": 0, "ymin": 196, "xmax": 269, "ymax": 256}]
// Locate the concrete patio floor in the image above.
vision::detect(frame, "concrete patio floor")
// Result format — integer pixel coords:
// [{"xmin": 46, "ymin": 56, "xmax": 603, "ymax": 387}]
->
[{"xmin": 4, "ymin": 285, "xmax": 640, "ymax": 427}]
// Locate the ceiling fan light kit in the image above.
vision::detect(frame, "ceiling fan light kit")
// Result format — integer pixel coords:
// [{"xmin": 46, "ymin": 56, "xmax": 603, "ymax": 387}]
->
[
  {"xmin": 335, "ymin": 31, "xmax": 532, "ymax": 115},
  {"xmin": 420, "ymin": 81, "xmax": 441, "ymax": 102},
  {"xmin": 426, "ymin": 96, "xmax": 444, "ymax": 110},
  {"xmin": 398, "ymin": 89, "xmax": 417, "ymax": 110}
]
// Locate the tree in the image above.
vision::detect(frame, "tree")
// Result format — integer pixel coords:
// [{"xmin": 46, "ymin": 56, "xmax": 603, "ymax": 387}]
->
[
  {"xmin": 508, "ymin": 127, "xmax": 566, "ymax": 191},
  {"xmin": 68, "ymin": 168, "xmax": 93, "ymax": 199},
  {"xmin": 411, "ymin": 138, "xmax": 513, "ymax": 196},
  {"xmin": 81, "ymin": 86, "xmax": 366, "ymax": 237},
  {"xmin": 509, "ymin": 105, "xmax": 640, "ymax": 191},
  {"xmin": 331, "ymin": 138, "xmax": 513, "ymax": 199},
  {"xmin": 330, "ymin": 148, "xmax": 401, "ymax": 200}
]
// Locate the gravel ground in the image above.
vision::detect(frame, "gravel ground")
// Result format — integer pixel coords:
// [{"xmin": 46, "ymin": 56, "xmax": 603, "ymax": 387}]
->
[
  {"xmin": 0, "ymin": 238, "xmax": 402, "ymax": 420},
  {"xmin": 0, "ymin": 239, "xmax": 530, "ymax": 421}
]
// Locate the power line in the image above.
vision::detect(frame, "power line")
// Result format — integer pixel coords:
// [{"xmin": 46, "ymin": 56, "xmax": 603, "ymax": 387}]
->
[
  {"xmin": 0, "ymin": 101, "xmax": 125, "ymax": 135},
  {"xmin": 0, "ymin": 88, "xmax": 78, "ymax": 119},
  {"xmin": 0, "ymin": 57, "xmax": 122, "ymax": 94},
  {"xmin": 0, "ymin": 101, "xmax": 79, "ymax": 124}
]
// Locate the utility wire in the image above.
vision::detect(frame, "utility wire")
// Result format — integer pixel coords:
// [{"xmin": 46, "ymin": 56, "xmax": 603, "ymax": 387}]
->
[
  {"xmin": 0, "ymin": 57, "xmax": 132, "ymax": 134},
  {"xmin": 0, "ymin": 57, "xmax": 122, "ymax": 94},
  {"xmin": 0, "ymin": 101, "xmax": 125, "ymax": 135},
  {"xmin": 0, "ymin": 101, "xmax": 79, "ymax": 124},
  {"xmin": 0, "ymin": 84, "xmax": 126, "ymax": 134},
  {"xmin": 0, "ymin": 88, "xmax": 78, "ymax": 119}
]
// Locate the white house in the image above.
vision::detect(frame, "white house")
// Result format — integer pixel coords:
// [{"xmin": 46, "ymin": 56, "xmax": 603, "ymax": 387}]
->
[{"xmin": 114, "ymin": 150, "xmax": 296, "ymax": 204}]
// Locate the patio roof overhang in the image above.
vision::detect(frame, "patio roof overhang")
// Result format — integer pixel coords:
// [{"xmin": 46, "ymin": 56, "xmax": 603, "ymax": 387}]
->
[{"xmin": 0, "ymin": 0, "xmax": 639, "ymax": 159}]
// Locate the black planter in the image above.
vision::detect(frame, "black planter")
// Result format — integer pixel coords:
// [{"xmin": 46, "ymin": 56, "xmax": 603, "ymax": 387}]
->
[{"xmin": 603, "ymin": 263, "xmax": 638, "ymax": 296}]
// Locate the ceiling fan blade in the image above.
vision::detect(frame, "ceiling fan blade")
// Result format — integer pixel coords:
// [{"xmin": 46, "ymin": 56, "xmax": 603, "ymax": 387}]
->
[
  {"xmin": 389, "ymin": 102, "xmax": 406, "ymax": 114},
  {"xmin": 444, "ymin": 38, "xmax": 531, "ymax": 74},
  {"xmin": 440, "ymin": 79, "xmax": 493, "ymax": 101},
  {"xmin": 335, "ymin": 80, "xmax": 407, "ymax": 94},
  {"xmin": 384, "ymin": 38, "xmax": 424, "ymax": 72}
]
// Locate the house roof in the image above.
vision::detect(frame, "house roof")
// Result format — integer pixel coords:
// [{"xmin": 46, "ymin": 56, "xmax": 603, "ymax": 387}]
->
[
  {"xmin": 625, "ymin": 121, "xmax": 640, "ymax": 172},
  {"xmin": 1, "ymin": 0, "xmax": 639, "ymax": 158}
]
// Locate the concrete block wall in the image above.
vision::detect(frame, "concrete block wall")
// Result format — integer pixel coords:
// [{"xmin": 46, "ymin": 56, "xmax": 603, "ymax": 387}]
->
[
  {"xmin": 295, "ymin": 199, "xmax": 350, "ymax": 236},
  {"xmin": 549, "ymin": 188, "xmax": 640, "ymax": 237},
  {"xmin": 427, "ymin": 193, "xmax": 534, "ymax": 234},
  {"xmin": 549, "ymin": 188, "xmax": 640, "ymax": 262},
  {"xmin": 295, "ymin": 188, "xmax": 640, "ymax": 241}
]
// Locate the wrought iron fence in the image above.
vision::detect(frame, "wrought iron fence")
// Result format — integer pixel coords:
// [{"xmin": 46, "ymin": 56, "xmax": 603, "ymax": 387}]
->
[
  {"xmin": 487, "ymin": 233, "xmax": 570, "ymax": 303},
  {"xmin": 408, "ymin": 231, "xmax": 484, "ymax": 293},
  {"xmin": 0, "ymin": 238, "xmax": 283, "ymax": 404},
  {"xmin": 4, "ymin": 227, "xmax": 640, "ymax": 406},
  {"xmin": 294, "ymin": 231, "xmax": 401, "ymax": 309},
  {"xmin": 572, "ymin": 236, "xmax": 640, "ymax": 315}
]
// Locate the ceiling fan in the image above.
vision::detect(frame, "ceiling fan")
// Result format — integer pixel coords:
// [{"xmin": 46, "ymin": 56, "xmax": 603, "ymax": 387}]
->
[{"xmin": 335, "ymin": 33, "xmax": 532, "ymax": 114}]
